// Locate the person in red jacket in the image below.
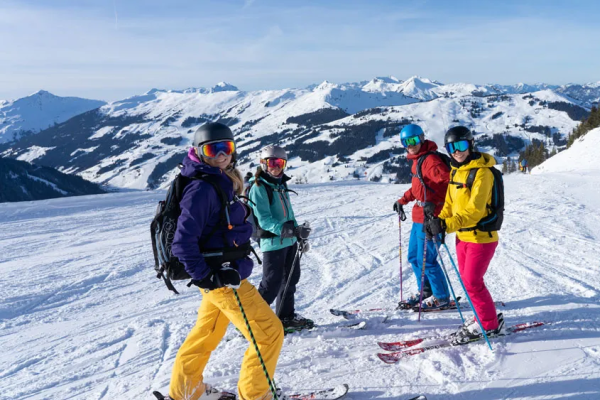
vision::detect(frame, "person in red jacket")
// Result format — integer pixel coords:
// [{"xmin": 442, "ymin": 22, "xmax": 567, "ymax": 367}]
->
[{"xmin": 393, "ymin": 124, "xmax": 451, "ymax": 310}]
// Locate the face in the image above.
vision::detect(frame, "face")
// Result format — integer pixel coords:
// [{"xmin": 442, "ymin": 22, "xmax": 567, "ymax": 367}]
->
[
  {"xmin": 202, "ymin": 152, "xmax": 232, "ymax": 170},
  {"xmin": 407, "ymin": 142, "xmax": 422, "ymax": 155},
  {"xmin": 451, "ymin": 148, "xmax": 470, "ymax": 163},
  {"xmin": 267, "ymin": 164, "xmax": 283, "ymax": 176}
]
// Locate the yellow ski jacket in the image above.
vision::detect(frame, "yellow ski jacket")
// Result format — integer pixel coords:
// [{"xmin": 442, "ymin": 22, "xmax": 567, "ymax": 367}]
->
[{"xmin": 439, "ymin": 152, "xmax": 499, "ymax": 244}]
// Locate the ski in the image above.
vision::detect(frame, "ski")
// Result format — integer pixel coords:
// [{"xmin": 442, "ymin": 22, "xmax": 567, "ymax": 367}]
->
[
  {"xmin": 153, "ymin": 384, "xmax": 348, "ymax": 400},
  {"xmin": 377, "ymin": 321, "xmax": 545, "ymax": 364},
  {"xmin": 406, "ymin": 396, "xmax": 427, "ymax": 400},
  {"xmin": 286, "ymin": 383, "xmax": 349, "ymax": 400},
  {"xmin": 332, "ymin": 300, "xmax": 505, "ymax": 320},
  {"xmin": 153, "ymin": 390, "xmax": 236, "ymax": 400},
  {"xmin": 285, "ymin": 321, "xmax": 366, "ymax": 335}
]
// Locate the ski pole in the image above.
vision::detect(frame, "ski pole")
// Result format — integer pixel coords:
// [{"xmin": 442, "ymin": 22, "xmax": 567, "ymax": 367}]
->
[
  {"xmin": 441, "ymin": 243, "xmax": 493, "ymax": 350},
  {"xmin": 417, "ymin": 228, "xmax": 428, "ymax": 322},
  {"xmin": 276, "ymin": 242, "xmax": 303, "ymax": 319},
  {"xmin": 431, "ymin": 236, "xmax": 464, "ymax": 323},
  {"xmin": 398, "ymin": 212, "xmax": 404, "ymax": 303},
  {"xmin": 233, "ymin": 288, "xmax": 279, "ymax": 399}
]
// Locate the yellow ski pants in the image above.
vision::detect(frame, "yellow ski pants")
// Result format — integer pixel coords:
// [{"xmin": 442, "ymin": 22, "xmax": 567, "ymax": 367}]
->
[{"xmin": 169, "ymin": 280, "xmax": 284, "ymax": 400}]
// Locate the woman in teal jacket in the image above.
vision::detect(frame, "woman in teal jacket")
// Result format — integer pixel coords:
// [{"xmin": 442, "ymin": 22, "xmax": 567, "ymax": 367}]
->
[{"xmin": 248, "ymin": 145, "xmax": 313, "ymax": 331}]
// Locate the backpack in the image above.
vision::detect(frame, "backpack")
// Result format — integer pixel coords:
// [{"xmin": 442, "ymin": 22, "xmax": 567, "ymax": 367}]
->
[
  {"xmin": 449, "ymin": 166, "xmax": 505, "ymax": 234},
  {"xmin": 414, "ymin": 151, "xmax": 452, "ymax": 194},
  {"xmin": 151, "ymin": 168, "xmax": 244, "ymax": 294}
]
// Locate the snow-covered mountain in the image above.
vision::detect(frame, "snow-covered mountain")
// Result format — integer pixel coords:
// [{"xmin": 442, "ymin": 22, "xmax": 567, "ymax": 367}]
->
[
  {"xmin": 0, "ymin": 78, "xmax": 596, "ymax": 190},
  {"xmin": 0, "ymin": 157, "xmax": 106, "ymax": 202},
  {"xmin": 0, "ymin": 90, "xmax": 106, "ymax": 143}
]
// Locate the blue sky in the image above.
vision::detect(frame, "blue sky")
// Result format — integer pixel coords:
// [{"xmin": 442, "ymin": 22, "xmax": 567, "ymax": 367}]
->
[{"xmin": 1, "ymin": 0, "xmax": 599, "ymax": 101}]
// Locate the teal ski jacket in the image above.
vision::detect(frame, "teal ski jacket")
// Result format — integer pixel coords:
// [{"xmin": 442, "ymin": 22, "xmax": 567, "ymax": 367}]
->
[{"xmin": 248, "ymin": 172, "xmax": 297, "ymax": 252}]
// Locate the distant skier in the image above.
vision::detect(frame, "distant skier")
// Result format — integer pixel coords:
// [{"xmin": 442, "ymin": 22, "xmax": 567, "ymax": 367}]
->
[
  {"xmin": 425, "ymin": 126, "xmax": 505, "ymax": 344},
  {"xmin": 393, "ymin": 124, "xmax": 451, "ymax": 310},
  {"xmin": 248, "ymin": 145, "xmax": 314, "ymax": 332},
  {"xmin": 244, "ymin": 171, "xmax": 253, "ymax": 185},
  {"xmin": 520, "ymin": 159, "xmax": 528, "ymax": 173},
  {"xmin": 167, "ymin": 123, "xmax": 283, "ymax": 400}
]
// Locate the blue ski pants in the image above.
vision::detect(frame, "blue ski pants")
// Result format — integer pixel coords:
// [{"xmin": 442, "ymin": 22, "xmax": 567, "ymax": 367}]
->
[{"xmin": 407, "ymin": 222, "xmax": 450, "ymax": 300}]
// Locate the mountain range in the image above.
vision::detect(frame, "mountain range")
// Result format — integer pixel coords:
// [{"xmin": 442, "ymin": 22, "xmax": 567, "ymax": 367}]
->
[{"xmin": 1, "ymin": 76, "xmax": 597, "ymax": 190}]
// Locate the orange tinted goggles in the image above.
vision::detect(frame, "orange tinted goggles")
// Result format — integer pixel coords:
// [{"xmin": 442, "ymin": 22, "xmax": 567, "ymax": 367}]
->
[
  {"xmin": 262, "ymin": 158, "xmax": 287, "ymax": 169},
  {"xmin": 200, "ymin": 140, "xmax": 236, "ymax": 158}
]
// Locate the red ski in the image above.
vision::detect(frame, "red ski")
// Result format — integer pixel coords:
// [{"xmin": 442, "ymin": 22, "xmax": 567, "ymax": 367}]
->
[{"xmin": 377, "ymin": 321, "xmax": 545, "ymax": 364}]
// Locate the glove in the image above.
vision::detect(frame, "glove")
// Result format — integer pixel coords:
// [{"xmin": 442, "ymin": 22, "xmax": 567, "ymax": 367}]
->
[
  {"xmin": 280, "ymin": 220, "xmax": 296, "ymax": 239},
  {"xmin": 425, "ymin": 217, "xmax": 446, "ymax": 240},
  {"xmin": 299, "ymin": 239, "xmax": 310, "ymax": 253},
  {"xmin": 296, "ymin": 222, "xmax": 312, "ymax": 240},
  {"xmin": 192, "ymin": 264, "xmax": 241, "ymax": 291},
  {"xmin": 393, "ymin": 201, "xmax": 407, "ymax": 221}
]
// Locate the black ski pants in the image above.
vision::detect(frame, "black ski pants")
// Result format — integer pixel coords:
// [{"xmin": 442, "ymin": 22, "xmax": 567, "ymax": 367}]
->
[{"xmin": 258, "ymin": 242, "xmax": 301, "ymax": 320}]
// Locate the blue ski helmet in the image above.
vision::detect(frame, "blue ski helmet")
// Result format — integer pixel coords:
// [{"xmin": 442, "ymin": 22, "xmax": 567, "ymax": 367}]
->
[{"xmin": 400, "ymin": 124, "xmax": 424, "ymax": 140}]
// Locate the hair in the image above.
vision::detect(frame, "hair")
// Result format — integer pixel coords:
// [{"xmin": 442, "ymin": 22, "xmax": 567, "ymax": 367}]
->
[{"xmin": 254, "ymin": 166, "xmax": 263, "ymax": 186}]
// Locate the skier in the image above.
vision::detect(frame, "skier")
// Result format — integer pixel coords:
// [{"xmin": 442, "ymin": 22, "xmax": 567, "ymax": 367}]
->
[
  {"xmin": 393, "ymin": 124, "xmax": 451, "ymax": 310},
  {"xmin": 167, "ymin": 123, "xmax": 284, "ymax": 400},
  {"xmin": 248, "ymin": 145, "xmax": 314, "ymax": 332},
  {"xmin": 520, "ymin": 159, "xmax": 528, "ymax": 173},
  {"xmin": 425, "ymin": 126, "xmax": 505, "ymax": 344}
]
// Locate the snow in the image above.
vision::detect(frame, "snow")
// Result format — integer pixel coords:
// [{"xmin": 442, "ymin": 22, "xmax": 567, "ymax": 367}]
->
[
  {"xmin": 534, "ymin": 127, "xmax": 600, "ymax": 174},
  {"xmin": 16, "ymin": 145, "xmax": 56, "ymax": 162},
  {"xmin": 1, "ymin": 163, "xmax": 600, "ymax": 398}
]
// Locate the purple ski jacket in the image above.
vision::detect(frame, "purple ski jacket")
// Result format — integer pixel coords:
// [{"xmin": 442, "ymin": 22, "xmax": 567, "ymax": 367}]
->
[{"xmin": 171, "ymin": 149, "xmax": 254, "ymax": 281}]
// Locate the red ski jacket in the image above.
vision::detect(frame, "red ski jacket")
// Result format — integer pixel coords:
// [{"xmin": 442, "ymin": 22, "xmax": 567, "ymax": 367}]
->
[{"xmin": 398, "ymin": 140, "xmax": 450, "ymax": 223}]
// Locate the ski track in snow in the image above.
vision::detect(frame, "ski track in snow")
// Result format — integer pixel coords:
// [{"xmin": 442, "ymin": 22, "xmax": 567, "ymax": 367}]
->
[{"xmin": 1, "ymin": 172, "xmax": 600, "ymax": 399}]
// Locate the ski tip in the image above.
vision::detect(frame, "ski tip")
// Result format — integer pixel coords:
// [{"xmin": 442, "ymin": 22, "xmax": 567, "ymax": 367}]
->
[
  {"xmin": 376, "ymin": 352, "xmax": 400, "ymax": 364},
  {"xmin": 152, "ymin": 391, "xmax": 167, "ymax": 400},
  {"xmin": 407, "ymin": 396, "xmax": 427, "ymax": 400}
]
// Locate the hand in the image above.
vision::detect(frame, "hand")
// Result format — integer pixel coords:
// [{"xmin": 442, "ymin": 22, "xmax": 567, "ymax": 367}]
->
[
  {"xmin": 425, "ymin": 217, "xmax": 445, "ymax": 240},
  {"xmin": 299, "ymin": 239, "xmax": 310, "ymax": 253},
  {"xmin": 192, "ymin": 264, "xmax": 241, "ymax": 290},
  {"xmin": 393, "ymin": 201, "xmax": 406, "ymax": 221},
  {"xmin": 296, "ymin": 222, "xmax": 312, "ymax": 240},
  {"xmin": 280, "ymin": 220, "xmax": 296, "ymax": 239}
]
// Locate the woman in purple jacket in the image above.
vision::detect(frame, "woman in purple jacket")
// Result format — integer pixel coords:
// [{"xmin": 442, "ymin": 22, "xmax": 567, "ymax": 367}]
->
[{"xmin": 167, "ymin": 123, "xmax": 284, "ymax": 400}]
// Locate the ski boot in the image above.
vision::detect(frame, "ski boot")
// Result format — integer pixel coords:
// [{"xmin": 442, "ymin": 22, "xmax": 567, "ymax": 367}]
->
[
  {"xmin": 451, "ymin": 313, "xmax": 506, "ymax": 345},
  {"xmin": 397, "ymin": 291, "xmax": 432, "ymax": 310},
  {"xmin": 418, "ymin": 295, "xmax": 450, "ymax": 311},
  {"xmin": 282, "ymin": 313, "xmax": 315, "ymax": 334},
  {"xmin": 153, "ymin": 383, "xmax": 236, "ymax": 400}
]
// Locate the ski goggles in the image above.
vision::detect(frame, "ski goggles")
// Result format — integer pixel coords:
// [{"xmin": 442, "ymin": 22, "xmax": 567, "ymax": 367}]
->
[
  {"xmin": 445, "ymin": 140, "xmax": 470, "ymax": 154},
  {"xmin": 401, "ymin": 135, "xmax": 422, "ymax": 148},
  {"xmin": 262, "ymin": 158, "xmax": 287, "ymax": 169},
  {"xmin": 199, "ymin": 140, "xmax": 236, "ymax": 158}
]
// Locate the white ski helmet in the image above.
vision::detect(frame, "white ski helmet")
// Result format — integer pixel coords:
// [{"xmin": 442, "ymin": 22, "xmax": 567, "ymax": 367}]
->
[{"xmin": 260, "ymin": 145, "xmax": 287, "ymax": 171}]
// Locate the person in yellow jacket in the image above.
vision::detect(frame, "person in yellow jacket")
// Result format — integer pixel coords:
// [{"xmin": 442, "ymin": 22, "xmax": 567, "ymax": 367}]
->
[{"xmin": 424, "ymin": 126, "xmax": 505, "ymax": 345}]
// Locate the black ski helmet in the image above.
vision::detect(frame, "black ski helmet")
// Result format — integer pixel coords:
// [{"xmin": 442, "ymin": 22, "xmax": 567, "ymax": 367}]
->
[
  {"xmin": 444, "ymin": 126, "xmax": 474, "ymax": 144},
  {"xmin": 193, "ymin": 122, "xmax": 234, "ymax": 147}
]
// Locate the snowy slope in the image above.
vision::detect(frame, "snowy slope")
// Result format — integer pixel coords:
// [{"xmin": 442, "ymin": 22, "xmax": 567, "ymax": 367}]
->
[
  {"xmin": 534, "ymin": 127, "xmax": 600, "ymax": 174},
  {"xmin": 0, "ymin": 90, "xmax": 106, "ymax": 143},
  {"xmin": 1, "ymin": 165, "xmax": 599, "ymax": 399}
]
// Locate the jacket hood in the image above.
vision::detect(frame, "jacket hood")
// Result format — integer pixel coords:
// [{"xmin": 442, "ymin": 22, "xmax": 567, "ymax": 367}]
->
[
  {"xmin": 406, "ymin": 140, "xmax": 438, "ymax": 160},
  {"xmin": 180, "ymin": 147, "xmax": 226, "ymax": 178},
  {"xmin": 456, "ymin": 152, "xmax": 497, "ymax": 170}
]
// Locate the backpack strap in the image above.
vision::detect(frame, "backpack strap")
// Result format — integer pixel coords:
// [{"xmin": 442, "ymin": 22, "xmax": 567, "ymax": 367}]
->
[{"xmin": 449, "ymin": 168, "xmax": 478, "ymax": 190}]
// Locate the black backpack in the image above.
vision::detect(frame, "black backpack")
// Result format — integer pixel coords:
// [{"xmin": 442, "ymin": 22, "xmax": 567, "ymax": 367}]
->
[
  {"xmin": 151, "ymin": 168, "xmax": 240, "ymax": 294},
  {"xmin": 414, "ymin": 151, "xmax": 452, "ymax": 194},
  {"xmin": 449, "ymin": 167, "xmax": 505, "ymax": 235}
]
